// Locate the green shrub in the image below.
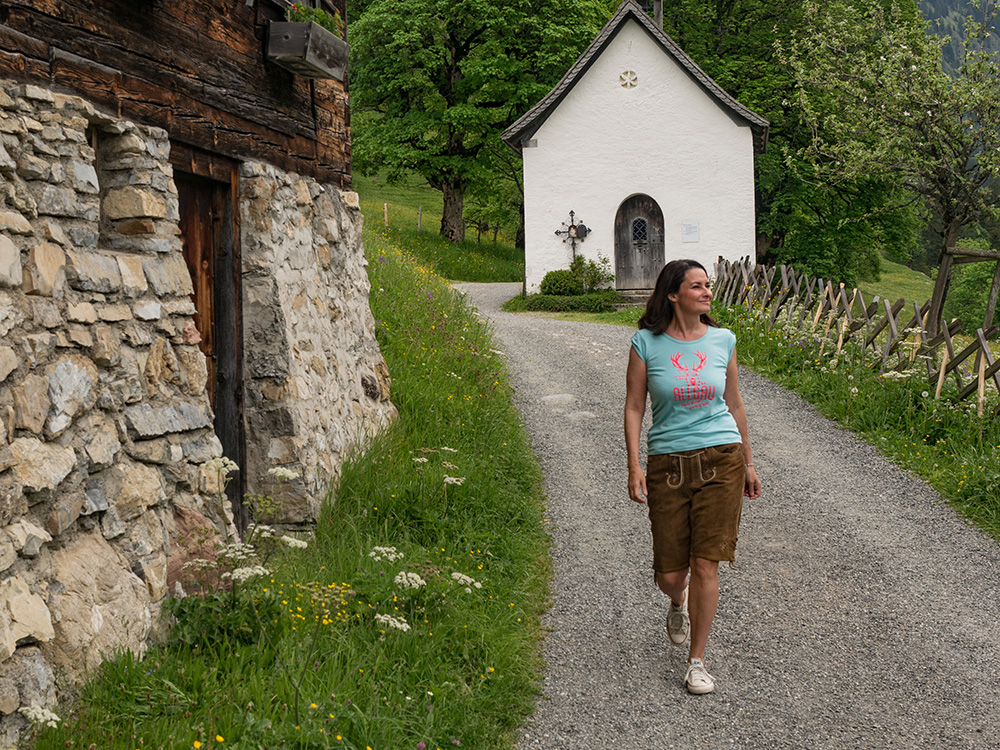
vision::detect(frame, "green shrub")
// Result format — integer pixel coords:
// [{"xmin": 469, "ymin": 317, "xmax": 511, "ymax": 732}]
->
[
  {"xmin": 569, "ymin": 253, "xmax": 615, "ymax": 292},
  {"xmin": 503, "ymin": 290, "xmax": 622, "ymax": 313},
  {"xmin": 944, "ymin": 260, "xmax": 1000, "ymax": 330},
  {"xmin": 540, "ymin": 269, "xmax": 583, "ymax": 296}
]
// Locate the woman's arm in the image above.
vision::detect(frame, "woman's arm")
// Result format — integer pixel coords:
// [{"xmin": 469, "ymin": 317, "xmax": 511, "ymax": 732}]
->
[
  {"xmin": 625, "ymin": 346, "xmax": 649, "ymax": 504},
  {"xmin": 722, "ymin": 346, "xmax": 762, "ymax": 499}
]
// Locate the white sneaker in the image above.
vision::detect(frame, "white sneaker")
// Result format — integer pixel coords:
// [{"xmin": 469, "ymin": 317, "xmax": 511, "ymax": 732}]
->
[
  {"xmin": 685, "ymin": 658, "xmax": 715, "ymax": 694},
  {"xmin": 666, "ymin": 586, "xmax": 689, "ymax": 645}
]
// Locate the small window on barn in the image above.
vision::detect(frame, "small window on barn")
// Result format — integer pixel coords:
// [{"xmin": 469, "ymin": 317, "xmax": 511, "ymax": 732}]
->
[{"xmin": 632, "ymin": 218, "xmax": 648, "ymax": 243}]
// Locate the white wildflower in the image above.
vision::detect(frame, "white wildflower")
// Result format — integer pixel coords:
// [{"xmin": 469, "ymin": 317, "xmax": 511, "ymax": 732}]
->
[
  {"xmin": 255, "ymin": 524, "xmax": 276, "ymax": 539},
  {"xmin": 921, "ymin": 391, "xmax": 930, "ymax": 398},
  {"xmin": 202, "ymin": 456, "xmax": 239, "ymax": 476},
  {"xmin": 851, "ymin": 387, "xmax": 859, "ymax": 394},
  {"xmin": 280, "ymin": 535, "xmax": 308, "ymax": 549},
  {"xmin": 440, "ymin": 446, "xmax": 458, "ymax": 453},
  {"xmin": 267, "ymin": 467, "xmax": 300, "ymax": 481},
  {"xmin": 443, "ymin": 476, "xmax": 465, "ymax": 486},
  {"xmin": 451, "ymin": 571, "xmax": 482, "ymax": 589},
  {"xmin": 412, "ymin": 457, "xmax": 429, "ymax": 463},
  {"xmin": 219, "ymin": 542, "xmax": 255, "ymax": 564},
  {"xmin": 394, "ymin": 571, "xmax": 427, "ymax": 589},
  {"xmin": 369, "ymin": 546, "xmax": 404, "ymax": 562},
  {"xmin": 232, "ymin": 565, "xmax": 270, "ymax": 583},
  {"xmin": 19, "ymin": 705, "xmax": 61, "ymax": 729},
  {"xmin": 375, "ymin": 613, "xmax": 410, "ymax": 632},
  {"xmin": 443, "ymin": 461, "xmax": 459, "ymax": 470}
]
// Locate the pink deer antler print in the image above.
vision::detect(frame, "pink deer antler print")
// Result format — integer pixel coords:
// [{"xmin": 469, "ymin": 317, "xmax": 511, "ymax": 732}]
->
[
  {"xmin": 671, "ymin": 351, "xmax": 708, "ymax": 386},
  {"xmin": 670, "ymin": 352, "xmax": 689, "ymax": 380}
]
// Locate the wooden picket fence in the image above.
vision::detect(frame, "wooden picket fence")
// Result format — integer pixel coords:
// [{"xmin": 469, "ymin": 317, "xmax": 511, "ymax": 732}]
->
[{"xmin": 713, "ymin": 258, "xmax": 1000, "ymax": 414}]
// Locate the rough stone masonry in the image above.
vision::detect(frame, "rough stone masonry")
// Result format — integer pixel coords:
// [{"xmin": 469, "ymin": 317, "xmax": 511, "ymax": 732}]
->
[{"xmin": 0, "ymin": 79, "xmax": 395, "ymax": 743}]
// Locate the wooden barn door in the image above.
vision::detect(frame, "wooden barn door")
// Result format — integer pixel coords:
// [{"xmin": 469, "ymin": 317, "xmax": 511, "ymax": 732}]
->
[
  {"xmin": 172, "ymin": 147, "xmax": 247, "ymax": 532},
  {"xmin": 615, "ymin": 194, "xmax": 665, "ymax": 289}
]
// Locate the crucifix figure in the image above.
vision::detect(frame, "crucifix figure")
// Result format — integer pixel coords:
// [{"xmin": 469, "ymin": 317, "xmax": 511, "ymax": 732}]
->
[{"xmin": 554, "ymin": 210, "xmax": 589, "ymax": 259}]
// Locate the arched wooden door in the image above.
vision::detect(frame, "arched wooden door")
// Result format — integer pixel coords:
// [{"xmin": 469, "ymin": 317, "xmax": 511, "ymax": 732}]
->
[{"xmin": 614, "ymin": 194, "xmax": 665, "ymax": 289}]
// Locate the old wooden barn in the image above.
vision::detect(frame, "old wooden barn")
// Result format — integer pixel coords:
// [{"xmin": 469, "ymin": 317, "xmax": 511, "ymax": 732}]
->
[{"xmin": 0, "ymin": 1, "xmax": 393, "ymax": 738}]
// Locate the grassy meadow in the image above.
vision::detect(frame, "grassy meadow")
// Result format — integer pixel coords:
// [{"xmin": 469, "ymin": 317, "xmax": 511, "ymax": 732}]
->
[
  {"xmin": 27, "ymin": 185, "xmax": 546, "ymax": 749},
  {"xmin": 353, "ymin": 174, "xmax": 523, "ymax": 283}
]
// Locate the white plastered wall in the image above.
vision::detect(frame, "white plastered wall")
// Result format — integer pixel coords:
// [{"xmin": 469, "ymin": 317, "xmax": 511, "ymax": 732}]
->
[{"xmin": 521, "ymin": 19, "xmax": 757, "ymax": 292}]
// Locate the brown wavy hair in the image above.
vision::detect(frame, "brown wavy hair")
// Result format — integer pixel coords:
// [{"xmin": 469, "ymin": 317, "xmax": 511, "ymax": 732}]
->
[{"xmin": 637, "ymin": 259, "xmax": 718, "ymax": 333}]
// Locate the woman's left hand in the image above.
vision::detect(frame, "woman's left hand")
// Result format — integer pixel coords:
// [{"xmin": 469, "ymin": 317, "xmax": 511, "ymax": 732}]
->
[{"xmin": 744, "ymin": 466, "xmax": 761, "ymax": 499}]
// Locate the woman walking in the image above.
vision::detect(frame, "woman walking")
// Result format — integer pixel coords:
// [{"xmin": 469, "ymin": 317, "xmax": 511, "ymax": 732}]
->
[{"xmin": 624, "ymin": 259, "xmax": 761, "ymax": 694}]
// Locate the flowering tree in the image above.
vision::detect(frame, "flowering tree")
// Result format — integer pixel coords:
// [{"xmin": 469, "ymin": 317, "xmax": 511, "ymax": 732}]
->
[{"xmin": 781, "ymin": 0, "xmax": 1000, "ymax": 333}]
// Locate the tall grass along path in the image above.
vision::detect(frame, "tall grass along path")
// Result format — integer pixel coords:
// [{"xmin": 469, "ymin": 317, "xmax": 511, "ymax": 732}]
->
[{"xmin": 455, "ymin": 281, "xmax": 1000, "ymax": 749}]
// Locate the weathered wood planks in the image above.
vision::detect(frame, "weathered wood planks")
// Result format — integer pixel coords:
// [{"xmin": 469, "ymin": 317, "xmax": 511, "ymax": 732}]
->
[{"xmin": 0, "ymin": 0, "xmax": 350, "ymax": 186}]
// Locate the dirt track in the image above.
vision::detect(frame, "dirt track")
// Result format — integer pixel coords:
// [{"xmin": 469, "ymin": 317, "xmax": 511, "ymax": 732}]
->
[{"xmin": 455, "ymin": 281, "xmax": 1000, "ymax": 750}]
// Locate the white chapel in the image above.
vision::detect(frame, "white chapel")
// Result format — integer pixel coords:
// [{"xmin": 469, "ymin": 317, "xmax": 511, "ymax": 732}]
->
[{"xmin": 502, "ymin": 0, "xmax": 769, "ymax": 293}]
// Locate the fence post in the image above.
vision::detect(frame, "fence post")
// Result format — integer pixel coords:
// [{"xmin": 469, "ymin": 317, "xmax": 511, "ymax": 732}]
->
[
  {"xmin": 935, "ymin": 349, "xmax": 949, "ymax": 399},
  {"xmin": 384, "ymin": 203, "xmax": 388, "ymax": 228},
  {"xmin": 418, "ymin": 206, "xmax": 422, "ymax": 233}
]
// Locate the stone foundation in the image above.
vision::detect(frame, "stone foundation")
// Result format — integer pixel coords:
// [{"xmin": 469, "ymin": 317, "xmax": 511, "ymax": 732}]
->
[
  {"xmin": 240, "ymin": 163, "xmax": 395, "ymax": 524},
  {"xmin": 0, "ymin": 79, "xmax": 394, "ymax": 743}
]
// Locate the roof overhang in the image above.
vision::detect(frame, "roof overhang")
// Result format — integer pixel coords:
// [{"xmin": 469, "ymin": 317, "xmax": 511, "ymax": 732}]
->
[{"xmin": 501, "ymin": 0, "xmax": 769, "ymax": 155}]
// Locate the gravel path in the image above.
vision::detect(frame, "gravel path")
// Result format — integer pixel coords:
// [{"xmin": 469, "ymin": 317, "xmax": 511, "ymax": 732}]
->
[{"xmin": 454, "ymin": 282, "xmax": 1000, "ymax": 750}]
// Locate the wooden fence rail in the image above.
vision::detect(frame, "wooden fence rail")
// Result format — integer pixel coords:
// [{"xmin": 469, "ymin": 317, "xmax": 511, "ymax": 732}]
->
[{"xmin": 713, "ymin": 258, "xmax": 1000, "ymax": 415}]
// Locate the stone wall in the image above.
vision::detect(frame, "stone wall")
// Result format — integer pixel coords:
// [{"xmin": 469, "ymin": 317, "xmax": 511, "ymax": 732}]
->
[
  {"xmin": 0, "ymin": 78, "xmax": 394, "ymax": 743},
  {"xmin": 240, "ymin": 163, "xmax": 395, "ymax": 524}
]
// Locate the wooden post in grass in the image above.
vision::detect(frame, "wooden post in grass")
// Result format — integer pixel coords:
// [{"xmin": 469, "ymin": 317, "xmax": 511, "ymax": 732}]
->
[
  {"xmin": 418, "ymin": 206, "xmax": 422, "ymax": 233},
  {"xmin": 935, "ymin": 349, "xmax": 949, "ymax": 399},
  {"xmin": 978, "ymin": 354, "xmax": 986, "ymax": 417},
  {"xmin": 835, "ymin": 317, "xmax": 848, "ymax": 355},
  {"xmin": 383, "ymin": 203, "xmax": 388, "ymax": 228}
]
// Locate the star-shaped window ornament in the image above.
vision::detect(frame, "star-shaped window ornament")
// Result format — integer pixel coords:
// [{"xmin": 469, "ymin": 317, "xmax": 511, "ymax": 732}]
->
[{"xmin": 620, "ymin": 70, "xmax": 638, "ymax": 88}]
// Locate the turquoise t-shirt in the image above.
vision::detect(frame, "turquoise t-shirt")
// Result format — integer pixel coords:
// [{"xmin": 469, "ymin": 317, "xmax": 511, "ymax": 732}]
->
[{"xmin": 630, "ymin": 326, "xmax": 742, "ymax": 455}]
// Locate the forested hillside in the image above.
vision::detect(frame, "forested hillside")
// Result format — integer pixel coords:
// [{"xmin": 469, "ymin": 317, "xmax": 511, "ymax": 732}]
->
[{"xmin": 921, "ymin": 0, "xmax": 1000, "ymax": 72}]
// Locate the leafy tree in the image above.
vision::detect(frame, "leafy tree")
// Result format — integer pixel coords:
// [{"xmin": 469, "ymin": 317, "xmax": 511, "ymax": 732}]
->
[
  {"xmin": 659, "ymin": 0, "xmax": 919, "ymax": 285},
  {"xmin": 781, "ymin": 0, "xmax": 1000, "ymax": 332},
  {"xmin": 350, "ymin": 0, "xmax": 612, "ymax": 242},
  {"xmin": 943, "ymin": 239, "xmax": 1000, "ymax": 329}
]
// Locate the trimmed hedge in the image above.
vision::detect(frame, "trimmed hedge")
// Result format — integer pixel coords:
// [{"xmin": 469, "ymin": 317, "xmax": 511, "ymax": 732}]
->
[{"xmin": 502, "ymin": 290, "xmax": 623, "ymax": 313}]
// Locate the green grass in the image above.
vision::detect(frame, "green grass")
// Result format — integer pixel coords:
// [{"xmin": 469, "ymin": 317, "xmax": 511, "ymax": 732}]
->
[
  {"xmin": 354, "ymin": 173, "xmax": 524, "ymax": 283},
  {"xmin": 858, "ymin": 256, "xmax": 935, "ymax": 311},
  {"xmin": 31, "ymin": 201, "xmax": 548, "ymax": 750},
  {"xmin": 718, "ymin": 304, "xmax": 1000, "ymax": 538}
]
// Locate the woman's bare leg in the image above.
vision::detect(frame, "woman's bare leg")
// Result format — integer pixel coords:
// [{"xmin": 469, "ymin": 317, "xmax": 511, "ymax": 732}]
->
[{"xmin": 687, "ymin": 556, "xmax": 719, "ymax": 661}]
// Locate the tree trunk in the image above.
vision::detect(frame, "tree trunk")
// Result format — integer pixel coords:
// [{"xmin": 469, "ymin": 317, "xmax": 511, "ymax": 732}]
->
[
  {"xmin": 440, "ymin": 179, "xmax": 465, "ymax": 243},
  {"xmin": 927, "ymin": 219, "xmax": 962, "ymax": 337},
  {"xmin": 755, "ymin": 232, "xmax": 778, "ymax": 266},
  {"xmin": 984, "ymin": 261, "xmax": 1000, "ymax": 329}
]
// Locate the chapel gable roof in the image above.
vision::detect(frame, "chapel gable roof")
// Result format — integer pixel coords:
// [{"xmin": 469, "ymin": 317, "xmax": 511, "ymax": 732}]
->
[{"xmin": 501, "ymin": 0, "xmax": 769, "ymax": 154}]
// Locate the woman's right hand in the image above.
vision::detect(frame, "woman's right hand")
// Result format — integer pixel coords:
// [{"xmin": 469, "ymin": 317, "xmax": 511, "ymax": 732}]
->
[{"xmin": 628, "ymin": 466, "xmax": 647, "ymax": 504}]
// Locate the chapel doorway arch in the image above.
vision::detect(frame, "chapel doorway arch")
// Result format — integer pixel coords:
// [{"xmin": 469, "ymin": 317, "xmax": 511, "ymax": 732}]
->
[{"xmin": 614, "ymin": 194, "xmax": 664, "ymax": 289}]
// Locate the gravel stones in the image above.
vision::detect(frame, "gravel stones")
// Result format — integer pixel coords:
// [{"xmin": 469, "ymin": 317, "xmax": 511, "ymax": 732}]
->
[{"xmin": 457, "ymin": 282, "xmax": 1000, "ymax": 750}]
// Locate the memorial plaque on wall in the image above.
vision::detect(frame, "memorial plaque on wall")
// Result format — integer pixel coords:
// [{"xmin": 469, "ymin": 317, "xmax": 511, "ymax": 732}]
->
[{"xmin": 682, "ymin": 220, "xmax": 700, "ymax": 243}]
